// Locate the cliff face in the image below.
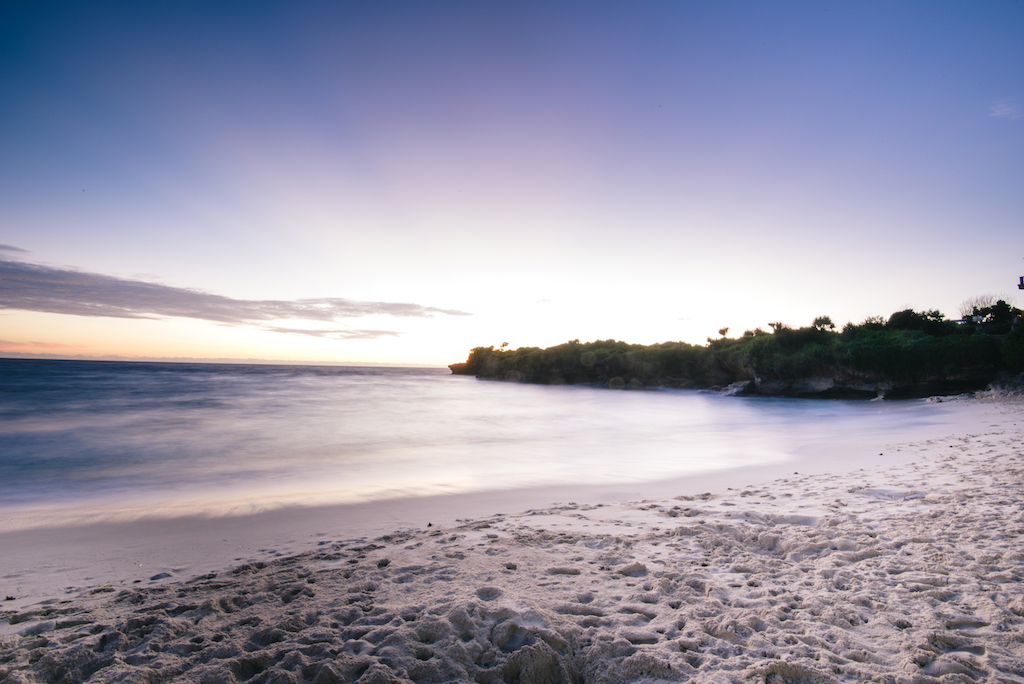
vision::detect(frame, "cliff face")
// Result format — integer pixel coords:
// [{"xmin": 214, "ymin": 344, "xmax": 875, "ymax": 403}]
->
[
  {"xmin": 450, "ymin": 366, "xmax": 994, "ymax": 399},
  {"xmin": 448, "ymin": 362, "xmax": 469, "ymax": 375},
  {"xmin": 739, "ymin": 374, "xmax": 994, "ymax": 399}
]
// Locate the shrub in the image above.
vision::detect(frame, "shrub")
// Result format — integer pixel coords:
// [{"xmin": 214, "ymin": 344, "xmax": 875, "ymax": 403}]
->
[{"xmin": 1002, "ymin": 325, "xmax": 1024, "ymax": 372}]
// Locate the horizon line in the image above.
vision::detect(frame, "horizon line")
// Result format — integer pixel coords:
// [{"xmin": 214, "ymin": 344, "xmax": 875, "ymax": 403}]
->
[{"xmin": 0, "ymin": 352, "xmax": 447, "ymax": 369}]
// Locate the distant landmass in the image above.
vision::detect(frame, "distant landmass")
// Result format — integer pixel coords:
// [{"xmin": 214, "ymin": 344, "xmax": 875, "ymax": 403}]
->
[{"xmin": 451, "ymin": 304, "xmax": 1024, "ymax": 399}]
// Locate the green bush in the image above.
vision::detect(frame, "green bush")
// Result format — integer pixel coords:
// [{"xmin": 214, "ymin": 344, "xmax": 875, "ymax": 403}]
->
[
  {"xmin": 455, "ymin": 306, "xmax": 1012, "ymax": 392},
  {"xmin": 1002, "ymin": 326, "xmax": 1024, "ymax": 372}
]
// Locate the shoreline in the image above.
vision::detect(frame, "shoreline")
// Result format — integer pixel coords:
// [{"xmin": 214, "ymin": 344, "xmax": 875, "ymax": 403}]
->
[
  {"xmin": 0, "ymin": 398, "xmax": 1017, "ymax": 605},
  {"xmin": 2, "ymin": 399, "xmax": 1023, "ymax": 682},
  {"xmin": 0, "ymin": 398, "xmax": 1010, "ymax": 608}
]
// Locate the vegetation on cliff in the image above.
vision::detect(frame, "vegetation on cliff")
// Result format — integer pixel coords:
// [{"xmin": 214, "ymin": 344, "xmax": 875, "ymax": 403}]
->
[{"xmin": 450, "ymin": 301, "xmax": 1024, "ymax": 399}]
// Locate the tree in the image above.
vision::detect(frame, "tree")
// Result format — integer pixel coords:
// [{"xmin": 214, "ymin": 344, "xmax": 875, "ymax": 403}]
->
[
  {"xmin": 886, "ymin": 308, "xmax": 954, "ymax": 336},
  {"xmin": 974, "ymin": 300, "xmax": 1022, "ymax": 334},
  {"xmin": 812, "ymin": 316, "xmax": 835, "ymax": 331},
  {"xmin": 958, "ymin": 295, "xmax": 997, "ymax": 320},
  {"xmin": 717, "ymin": 327, "xmax": 730, "ymax": 338}
]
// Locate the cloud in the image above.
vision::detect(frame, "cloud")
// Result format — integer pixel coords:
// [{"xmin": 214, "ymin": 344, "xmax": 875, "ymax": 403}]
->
[
  {"xmin": 0, "ymin": 339, "xmax": 81, "ymax": 350},
  {"xmin": 990, "ymin": 99, "xmax": 1022, "ymax": 120},
  {"xmin": 263, "ymin": 327, "xmax": 403, "ymax": 340},
  {"xmin": 0, "ymin": 260, "xmax": 471, "ymax": 337},
  {"xmin": 0, "ymin": 244, "xmax": 29, "ymax": 253}
]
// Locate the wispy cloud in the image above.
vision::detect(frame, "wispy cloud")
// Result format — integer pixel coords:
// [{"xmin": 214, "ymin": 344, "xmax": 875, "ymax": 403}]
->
[
  {"xmin": 991, "ymin": 99, "xmax": 1022, "ymax": 120},
  {"xmin": 263, "ymin": 327, "xmax": 404, "ymax": 340},
  {"xmin": 0, "ymin": 339, "xmax": 81, "ymax": 350},
  {"xmin": 0, "ymin": 244, "xmax": 29, "ymax": 254},
  {"xmin": 0, "ymin": 260, "xmax": 470, "ymax": 340}
]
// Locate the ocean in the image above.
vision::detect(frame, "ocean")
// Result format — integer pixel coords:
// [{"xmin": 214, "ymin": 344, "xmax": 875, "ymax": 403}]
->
[{"xmin": 0, "ymin": 358, "xmax": 959, "ymax": 531}]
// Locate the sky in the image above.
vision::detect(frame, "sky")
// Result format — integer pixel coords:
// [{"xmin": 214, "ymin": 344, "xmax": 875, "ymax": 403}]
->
[{"xmin": 1, "ymin": 1, "xmax": 1022, "ymax": 366}]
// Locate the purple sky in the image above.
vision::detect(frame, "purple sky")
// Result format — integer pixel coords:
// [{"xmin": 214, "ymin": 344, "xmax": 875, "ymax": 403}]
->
[{"xmin": 1, "ymin": 1, "xmax": 1022, "ymax": 364}]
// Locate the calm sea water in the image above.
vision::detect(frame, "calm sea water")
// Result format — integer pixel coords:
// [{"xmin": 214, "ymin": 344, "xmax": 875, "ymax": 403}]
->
[{"xmin": 0, "ymin": 358, "xmax": 956, "ymax": 530}]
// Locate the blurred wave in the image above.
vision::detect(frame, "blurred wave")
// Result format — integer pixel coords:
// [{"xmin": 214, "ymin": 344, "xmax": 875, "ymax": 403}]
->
[{"xmin": 0, "ymin": 358, "xmax": 945, "ymax": 530}]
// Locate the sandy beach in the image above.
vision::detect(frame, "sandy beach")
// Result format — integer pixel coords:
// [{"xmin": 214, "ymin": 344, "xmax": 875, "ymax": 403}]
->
[{"xmin": 2, "ymin": 396, "xmax": 1023, "ymax": 683}]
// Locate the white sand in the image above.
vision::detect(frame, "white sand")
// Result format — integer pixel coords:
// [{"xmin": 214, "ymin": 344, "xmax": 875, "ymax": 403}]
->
[{"xmin": 2, "ymin": 397, "xmax": 1023, "ymax": 683}]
